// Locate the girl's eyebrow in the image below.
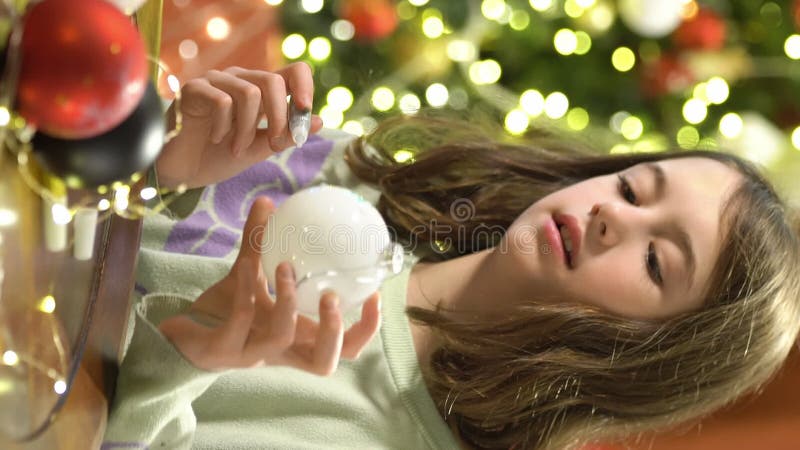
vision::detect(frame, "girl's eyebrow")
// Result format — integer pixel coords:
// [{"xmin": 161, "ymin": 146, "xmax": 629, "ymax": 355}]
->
[{"xmin": 644, "ymin": 162, "xmax": 696, "ymax": 290}]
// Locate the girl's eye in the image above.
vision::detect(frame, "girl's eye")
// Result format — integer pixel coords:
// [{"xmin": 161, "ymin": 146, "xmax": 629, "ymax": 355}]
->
[
  {"xmin": 617, "ymin": 174, "xmax": 637, "ymax": 205},
  {"xmin": 617, "ymin": 173, "xmax": 663, "ymax": 286},
  {"xmin": 647, "ymin": 242, "xmax": 664, "ymax": 285}
]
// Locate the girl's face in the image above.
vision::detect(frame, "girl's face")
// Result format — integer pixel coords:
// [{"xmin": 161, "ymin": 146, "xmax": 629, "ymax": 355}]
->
[{"xmin": 495, "ymin": 156, "xmax": 743, "ymax": 320}]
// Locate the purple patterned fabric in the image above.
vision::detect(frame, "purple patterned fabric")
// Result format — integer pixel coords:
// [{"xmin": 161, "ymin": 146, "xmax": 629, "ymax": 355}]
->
[{"xmin": 163, "ymin": 135, "xmax": 334, "ymax": 257}]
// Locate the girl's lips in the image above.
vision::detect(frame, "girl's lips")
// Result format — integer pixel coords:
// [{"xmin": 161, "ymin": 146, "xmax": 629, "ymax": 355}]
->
[
  {"xmin": 553, "ymin": 212, "xmax": 582, "ymax": 265},
  {"xmin": 543, "ymin": 216, "xmax": 569, "ymax": 268}
]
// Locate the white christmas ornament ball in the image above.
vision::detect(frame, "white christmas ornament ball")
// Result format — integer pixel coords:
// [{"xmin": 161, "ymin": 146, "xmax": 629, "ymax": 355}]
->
[
  {"xmin": 261, "ymin": 185, "xmax": 403, "ymax": 317},
  {"xmin": 618, "ymin": 0, "xmax": 686, "ymax": 38},
  {"xmin": 105, "ymin": 0, "xmax": 148, "ymax": 15}
]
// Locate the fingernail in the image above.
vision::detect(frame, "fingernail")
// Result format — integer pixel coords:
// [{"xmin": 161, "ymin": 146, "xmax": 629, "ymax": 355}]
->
[
  {"xmin": 270, "ymin": 136, "xmax": 284, "ymax": 149},
  {"xmin": 326, "ymin": 295, "xmax": 339, "ymax": 311},
  {"xmin": 278, "ymin": 263, "xmax": 294, "ymax": 281},
  {"xmin": 288, "ymin": 100, "xmax": 311, "ymax": 147}
]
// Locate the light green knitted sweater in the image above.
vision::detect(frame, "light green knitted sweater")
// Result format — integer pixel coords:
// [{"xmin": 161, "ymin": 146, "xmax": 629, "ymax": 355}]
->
[{"xmin": 103, "ymin": 129, "xmax": 460, "ymax": 449}]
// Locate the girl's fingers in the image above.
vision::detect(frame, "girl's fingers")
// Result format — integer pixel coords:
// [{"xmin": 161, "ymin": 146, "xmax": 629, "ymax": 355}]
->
[
  {"xmin": 235, "ymin": 197, "xmax": 274, "ymax": 268},
  {"xmin": 180, "ymin": 77, "xmax": 233, "ymax": 145},
  {"xmin": 216, "ymin": 270, "xmax": 257, "ymax": 353},
  {"xmin": 266, "ymin": 262, "xmax": 299, "ymax": 348},
  {"xmin": 224, "ymin": 68, "xmax": 290, "ymax": 145},
  {"xmin": 311, "ymin": 292, "xmax": 345, "ymax": 376},
  {"xmin": 275, "ymin": 62, "xmax": 315, "ymax": 110},
  {"xmin": 206, "ymin": 70, "xmax": 262, "ymax": 156},
  {"xmin": 208, "ymin": 64, "xmax": 318, "ymax": 154},
  {"xmin": 341, "ymin": 293, "xmax": 381, "ymax": 360}
]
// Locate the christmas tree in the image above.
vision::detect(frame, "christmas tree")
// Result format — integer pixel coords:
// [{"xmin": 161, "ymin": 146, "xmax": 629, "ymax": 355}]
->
[{"xmin": 160, "ymin": 0, "xmax": 800, "ymax": 199}]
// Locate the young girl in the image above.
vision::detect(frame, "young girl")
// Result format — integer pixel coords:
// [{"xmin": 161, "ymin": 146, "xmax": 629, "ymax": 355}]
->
[{"xmin": 104, "ymin": 63, "xmax": 800, "ymax": 450}]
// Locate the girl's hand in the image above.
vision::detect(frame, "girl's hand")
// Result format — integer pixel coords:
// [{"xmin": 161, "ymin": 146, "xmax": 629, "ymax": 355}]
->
[
  {"xmin": 156, "ymin": 63, "xmax": 324, "ymax": 189},
  {"xmin": 158, "ymin": 197, "xmax": 382, "ymax": 374}
]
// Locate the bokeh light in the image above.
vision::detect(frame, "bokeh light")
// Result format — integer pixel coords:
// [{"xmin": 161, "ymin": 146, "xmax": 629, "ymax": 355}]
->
[
  {"xmin": 554, "ymin": 29, "xmax": 578, "ymax": 55},
  {"xmin": 677, "ymin": 125, "xmax": 700, "ymax": 148},
  {"xmin": 319, "ymin": 105, "xmax": 344, "ymax": 128},
  {"xmin": 327, "ymin": 86, "xmax": 354, "ymax": 111},
  {"xmin": 785, "ymin": 34, "xmax": 800, "ymax": 59},
  {"xmin": 611, "ymin": 47, "xmax": 635, "ymax": 72},
  {"xmin": 505, "ymin": 108, "xmax": 530, "ymax": 135},
  {"xmin": 206, "ymin": 17, "xmax": 230, "ymax": 41},
  {"xmin": 620, "ymin": 116, "xmax": 644, "ymax": 140},
  {"xmin": 682, "ymin": 98, "xmax": 708, "ymax": 124},
  {"xmin": 300, "ymin": 0, "xmax": 323, "ymax": 14},
  {"xmin": 706, "ymin": 77, "xmax": 730, "ymax": 104},
  {"xmin": 447, "ymin": 40, "xmax": 477, "ymax": 62},
  {"xmin": 544, "ymin": 92, "xmax": 569, "ymax": 119},
  {"xmin": 469, "ymin": 59, "xmax": 502, "ymax": 84},
  {"xmin": 566, "ymin": 107, "xmax": 589, "ymax": 130},
  {"xmin": 520, "ymin": 89, "xmax": 545, "ymax": 117},
  {"xmin": 399, "ymin": 93, "xmax": 422, "ymax": 114},
  {"xmin": 529, "ymin": 0, "xmax": 553, "ymax": 11},
  {"xmin": 308, "ymin": 37, "xmax": 332, "ymax": 61},
  {"xmin": 426, "ymin": 83, "xmax": 449, "ymax": 107},
  {"xmin": 719, "ymin": 113, "xmax": 743, "ymax": 138},
  {"xmin": 331, "ymin": 20, "xmax": 355, "ymax": 41},
  {"xmin": 342, "ymin": 120, "xmax": 364, "ymax": 136},
  {"xmin": 282, "ymin": 34, "xmax": 307, "ymax": 59},
  {"xmin": 371, "ymin": 87, "xmax": 396, "ymax": 111}
]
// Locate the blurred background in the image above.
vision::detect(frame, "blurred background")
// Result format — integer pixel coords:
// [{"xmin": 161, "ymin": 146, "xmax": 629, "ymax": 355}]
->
[{"xmin": 158, "ymin": 0, "xmax": 800, "ymax": 203}]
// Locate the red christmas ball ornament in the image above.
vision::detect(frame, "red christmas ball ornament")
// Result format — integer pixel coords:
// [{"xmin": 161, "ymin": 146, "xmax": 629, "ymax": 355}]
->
[
  {"xmin": 640, "ymin": 54, "xmax": 695, "ymax": 98},
  {"xmin": 340, "ymin": 0, "xmax": 398, "ymax": 42},
  {"xmin": 673, "ymin": 7, "xmax": 727, "ymax": 50},
  {"xmin": 17, "ymin": 0, "xmax": 148, "ymax": 139}
]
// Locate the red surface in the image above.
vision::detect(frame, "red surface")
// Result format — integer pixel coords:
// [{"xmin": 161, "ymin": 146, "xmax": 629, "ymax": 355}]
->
[
  {"xmin": 584, "ymin": 347, "xmax": 800, "ymax": 450},
  {"xmin": 158, "ymin": 0, "xmax": 283, "ymax": 99}
]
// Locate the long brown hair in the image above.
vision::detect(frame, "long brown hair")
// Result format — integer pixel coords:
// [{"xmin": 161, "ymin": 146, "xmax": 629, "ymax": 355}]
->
[{"xmin": 345, "ymin": 112, "xmax": 800, "ymax": 449}]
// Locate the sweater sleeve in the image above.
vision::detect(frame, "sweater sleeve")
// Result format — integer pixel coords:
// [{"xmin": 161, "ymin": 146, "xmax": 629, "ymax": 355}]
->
[{"xmin": 103, "ymin": 294, "xmax": 224, "ymax": 450}]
